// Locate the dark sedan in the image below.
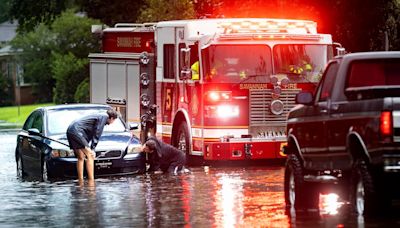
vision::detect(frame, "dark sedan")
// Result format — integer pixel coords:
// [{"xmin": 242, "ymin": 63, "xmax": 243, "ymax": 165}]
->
[{"xmin": 15, "ymin": 104, "xmax": 145, "ymax": 181}]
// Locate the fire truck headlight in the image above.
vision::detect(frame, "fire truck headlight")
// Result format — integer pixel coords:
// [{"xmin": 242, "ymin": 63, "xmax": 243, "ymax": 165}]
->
[
  {"xmin": 281, "ymin": 77, "xmax": 289, "ymax": 86},
  {"xmin": 271, "ymin": 76, "xmax": 278, "ymax": 86},
  {"xmin": 217, "ymin": 105, "xmax": 239, "ymax": 118},
  {"xmin": 270, "ymin": 100, "xmax": 284, "ymax": 115}
]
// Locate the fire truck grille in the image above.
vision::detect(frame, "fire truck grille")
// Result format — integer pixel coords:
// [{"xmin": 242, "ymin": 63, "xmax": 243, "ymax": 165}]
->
[{"xmin": 249, "ymin": 89, "xmax": 300, "ymax": 126}]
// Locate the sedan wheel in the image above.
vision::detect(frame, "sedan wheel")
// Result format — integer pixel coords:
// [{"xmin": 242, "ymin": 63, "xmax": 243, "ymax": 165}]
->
[
  {"xmin": 16, "ymin": 155, "xmax": 24, "ymax": 178},
  {"xmin": 42, "ymin": 161, "xmax": 49, "ymax": 182}
]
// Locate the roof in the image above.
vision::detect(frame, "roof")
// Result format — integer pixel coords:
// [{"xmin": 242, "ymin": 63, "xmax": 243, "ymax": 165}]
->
[
  {"xmin": 40, "ymin": 103, "xmax": 111, "ymax": 111},
  {"xmin": 0, "ymin": 21, "xmax": 17, "ymax": 43},
  {"xmin": 342, "ymin": 51, "xmax": 400, "ymax": 61},
  {"xmin": 0, "ymin": 45, "xmax": 19, "ymax": 57}
]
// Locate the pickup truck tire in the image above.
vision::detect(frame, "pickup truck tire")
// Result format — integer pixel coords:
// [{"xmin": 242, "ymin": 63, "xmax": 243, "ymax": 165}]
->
[
  {"xmin": 284, "ymin": 154, "xmax": 319, "ymax": 211},
  {"xmin": 350, "ymin": 160, "xmax": 388, "ymax": 216}
]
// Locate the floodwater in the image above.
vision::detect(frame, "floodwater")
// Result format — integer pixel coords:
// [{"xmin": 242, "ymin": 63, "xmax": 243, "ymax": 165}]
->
[{"xmin": 1, "ymin": 131, "xmax": 400, "ymax": 227}]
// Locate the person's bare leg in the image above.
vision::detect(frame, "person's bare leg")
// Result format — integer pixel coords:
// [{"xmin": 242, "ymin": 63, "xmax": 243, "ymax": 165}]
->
[
  {"xmin": 76, "ymin": 149, "xmax": 85, "ymax": 181},
  {"xmin": 82, "ymin": 147, "xmax": 95, "ymax": 180}
]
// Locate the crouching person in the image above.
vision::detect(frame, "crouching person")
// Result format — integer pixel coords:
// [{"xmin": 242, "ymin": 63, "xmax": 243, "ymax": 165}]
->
[{"xmin": 142, "ymin": 136, "xmax": 186, "ymax": 174}]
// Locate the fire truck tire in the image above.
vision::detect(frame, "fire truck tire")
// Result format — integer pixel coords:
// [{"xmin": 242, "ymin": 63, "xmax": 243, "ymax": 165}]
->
[
  {"xmin": 175, "ymin": 121, "xmax": 190, "ymax": 156},
  {"xmin": 284, "ymin": 154, "xmax": 319, "ymax": 212}
]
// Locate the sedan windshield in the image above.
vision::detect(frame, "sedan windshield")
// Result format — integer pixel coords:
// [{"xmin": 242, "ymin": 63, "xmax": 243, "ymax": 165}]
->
[
  {"xmin": 46, "ymin": 108, "xmax": 126, "ymax": 136},
  {"xmin": 273, "ymin": 44, "xmax": 332, "ymax": 83},
  {"xmin": 202, "ymin": 45, "xmax": 272, "ymax": 83}
]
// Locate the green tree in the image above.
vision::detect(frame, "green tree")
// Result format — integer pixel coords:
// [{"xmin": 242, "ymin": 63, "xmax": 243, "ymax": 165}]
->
[
  {"xmin": 137, "ymin": 0, "xmax": 196, "ymax": 22},
  {"xmin": 74, "ymin": 77, "xmax": 89, "ymax": 103},
  {"xmin": 11, "ymin": 24, "xmax": 56, "ymax": 102},
  {"xmin": 52, "ymin": 52, "xmax": 88, "ymax": 103},
  {"xmin": 0, "ymin": 71, "xmax": 14, "ymax": 106},
  {"xmin": 0, "ymin": 0, "xmax": 12, "ymax": 23},
  {"xmin": 81, "ymin": 0, "xmax": 145, "ymax": 26},
  {"xmin": 11, "ymin": 10, "xmax": 100, "ymax": 103},
  {"xmin": 50, "ymin": 10, "xmax": 100, "ymax": 104},
  {"xmin": 8, "ymin": 0, "xmax": 75, "ymax": 33}
]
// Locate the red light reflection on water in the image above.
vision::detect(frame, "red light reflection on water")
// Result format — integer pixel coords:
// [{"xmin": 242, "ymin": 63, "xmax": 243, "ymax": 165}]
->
[{"xmin": 211, "ymin": 169, "xmax": 291, "ymax": 227}]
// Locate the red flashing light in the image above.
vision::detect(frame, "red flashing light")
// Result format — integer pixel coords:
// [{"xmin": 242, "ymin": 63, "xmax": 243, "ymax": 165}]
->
[
  {"xmin": 207, "ymin": 91, "xmax": 232, "ymax": 102},
  {"xmin": 208, "ymin": 91, "xmax": 220, "ymax": 102},
  {"xmin": 380, "ymin": 111, "xmax": 392, "ymax": 136}
]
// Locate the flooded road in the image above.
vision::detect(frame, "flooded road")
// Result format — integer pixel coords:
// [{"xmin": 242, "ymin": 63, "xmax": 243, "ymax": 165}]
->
[{"xmin": 1, "ymin": 131, "xmax": 400, "ymax": 227}]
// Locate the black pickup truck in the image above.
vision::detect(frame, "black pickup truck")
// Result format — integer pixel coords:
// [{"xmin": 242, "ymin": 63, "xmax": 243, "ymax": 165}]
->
[{"xmin": 284, "ymin": 51, "xmax": 400, "ymax": 215}]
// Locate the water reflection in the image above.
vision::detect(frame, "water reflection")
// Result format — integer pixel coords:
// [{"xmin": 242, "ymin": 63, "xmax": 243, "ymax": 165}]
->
[{"xmin": 2, "ymin": 131, "xmax": 400, "ymax": 227}]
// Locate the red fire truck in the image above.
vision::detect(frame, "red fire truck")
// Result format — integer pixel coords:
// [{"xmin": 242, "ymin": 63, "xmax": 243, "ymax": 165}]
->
[{"xmin": 89, "ymin": 18, "xmax": 340, "ymax": 162}]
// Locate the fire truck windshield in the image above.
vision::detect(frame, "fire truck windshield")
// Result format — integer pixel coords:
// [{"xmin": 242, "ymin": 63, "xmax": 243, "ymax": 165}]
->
[
  {"xmin": 202, "ymin": 45, "xmax": 272, "ymax": 83},
  {"xmin": 273, "ymin": 44, "xmax": 331, "ymax": 83}
]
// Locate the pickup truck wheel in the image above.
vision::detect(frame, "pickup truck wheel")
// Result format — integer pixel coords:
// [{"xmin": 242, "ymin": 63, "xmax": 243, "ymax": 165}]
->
[
  {"xmin": 350, "ymin": 160, "xmax": 388, "ymax": 216},
  {"xmin": 284, "ymin": 154, "xmax": 319, "ymax": 211}
]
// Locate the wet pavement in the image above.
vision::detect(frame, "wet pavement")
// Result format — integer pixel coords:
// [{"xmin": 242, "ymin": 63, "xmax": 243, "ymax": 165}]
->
[{"xmin": 1, "ymin": 131, "xmax": 400, "ymax": 227}]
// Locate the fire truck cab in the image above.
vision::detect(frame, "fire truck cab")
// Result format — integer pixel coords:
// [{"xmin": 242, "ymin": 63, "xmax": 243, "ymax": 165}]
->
[{"xmin": 89, "ymin": 18, "xmax": 336, "ymax": 162}]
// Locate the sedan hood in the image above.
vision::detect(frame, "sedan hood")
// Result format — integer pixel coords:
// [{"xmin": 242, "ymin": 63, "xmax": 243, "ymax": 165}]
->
[{"xmin": 49, "ymin": 131, "xmax": 140, "ymax": 151}]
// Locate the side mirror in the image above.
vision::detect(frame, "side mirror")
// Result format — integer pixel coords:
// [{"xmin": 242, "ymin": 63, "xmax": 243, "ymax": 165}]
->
[
  {"xmin": 28, "ymin": 128, "xmax": 41, "ymax": 136},
  {"xmin": 180, "ymin": 68, "xmax": 192, "ymax": 80},
  {"xmin": 296, "ymin": 92, "xmax": 313, "ymax": 105},
  {"xmin": 179, "ymin": 47, "xmax": 191, "ymax": 80},
  {"xmin": 129, "ymin": 123, "xmax": 139, "ymax": 130}
]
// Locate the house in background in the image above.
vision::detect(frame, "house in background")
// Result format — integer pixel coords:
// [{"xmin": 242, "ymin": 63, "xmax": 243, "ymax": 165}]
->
[{"xmin": 0, "ymin": 21, "xmax": 36, "ymax": 106}]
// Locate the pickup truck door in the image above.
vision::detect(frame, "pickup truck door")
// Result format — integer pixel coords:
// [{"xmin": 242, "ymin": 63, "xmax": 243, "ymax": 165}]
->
[{"xmin": 303, "ymin": 62, "xmax": 339, "ymax": 170}]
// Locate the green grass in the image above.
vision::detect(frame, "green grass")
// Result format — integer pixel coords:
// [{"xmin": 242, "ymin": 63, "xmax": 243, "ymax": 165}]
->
[{"xmin": 0, "ymin": 103, "xmax": 54, "ymax": 126}]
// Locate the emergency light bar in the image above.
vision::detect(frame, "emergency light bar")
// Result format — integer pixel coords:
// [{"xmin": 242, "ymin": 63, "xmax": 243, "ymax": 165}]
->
[
  {"xmin": 219, "ymin": 33, "xmax": 322, "ymax": 41},
  {"xmin": 219, "ymin": 19, "xmax": 317, "ymax": 35}
]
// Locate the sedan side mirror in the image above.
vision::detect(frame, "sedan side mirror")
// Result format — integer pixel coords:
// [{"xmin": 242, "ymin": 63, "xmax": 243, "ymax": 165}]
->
[
  {"xmin": 28, "ymin": 128, "xmax": 41, "ymax": 136},
  {"xmin": 296, "ymin": 92, "xmax": 313, "ymax": 105},
  {"xmin": 129, "ymin": 123, "xmax": 139, "ymax": 130}
]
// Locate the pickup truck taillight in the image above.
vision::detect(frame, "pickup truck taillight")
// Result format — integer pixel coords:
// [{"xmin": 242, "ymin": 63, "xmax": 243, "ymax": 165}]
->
[{"xmin": 380, "ymin": 111, "xmax": 392, "ymax": 140}]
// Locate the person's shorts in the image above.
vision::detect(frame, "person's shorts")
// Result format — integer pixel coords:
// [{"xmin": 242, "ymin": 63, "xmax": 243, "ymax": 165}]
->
[{"xmin": 67, "ymin": 128, "xmax": 89, "ymax": 151}]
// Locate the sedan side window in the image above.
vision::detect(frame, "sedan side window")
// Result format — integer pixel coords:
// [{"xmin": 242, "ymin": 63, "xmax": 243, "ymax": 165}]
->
[
  {"xmin": 23, "ymin": 112, "xmax": 37, "ymax": 131},
  {"xmin": 317, "ymin": 62, "xmax": 339, "ymax": 102},
  {"xmin": 31, "ymin": 114, "xmax": 44, "ymax": 133}
]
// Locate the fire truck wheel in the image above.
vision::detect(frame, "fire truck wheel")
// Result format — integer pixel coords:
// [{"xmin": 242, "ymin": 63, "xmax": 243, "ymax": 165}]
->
[{"xmin": 175, "ymin": 121, "xmax": 190, "ymax": 156}]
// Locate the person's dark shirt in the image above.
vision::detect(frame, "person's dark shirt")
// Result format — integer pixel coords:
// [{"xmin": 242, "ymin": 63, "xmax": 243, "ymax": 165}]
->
[
  {"xmin": 68, "ymin": 113, "xmax": 108, "ymax": 150},
  {"xmin": 146, "ymin": 136, "xmax": 185, "ymax": 172}
]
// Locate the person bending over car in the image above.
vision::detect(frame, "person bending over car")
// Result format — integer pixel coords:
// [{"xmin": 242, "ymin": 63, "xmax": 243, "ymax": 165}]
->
[
  {"xmin": 142, "ymin": 136, "xmax": 186, "ymax": 174},
  {"xmin": 67, "ymin": 109, "xmax": 119, "ymax": 180}
]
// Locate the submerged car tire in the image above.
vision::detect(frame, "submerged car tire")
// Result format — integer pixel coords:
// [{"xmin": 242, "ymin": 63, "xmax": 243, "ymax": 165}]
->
[
  {"xmin": 42, "ymin": 159, "xmax": 49, "ymax": 182},
  {"xmin": 350, "ymin": 160, "xmax": 389, "ymax": 216},
  {"xmin": 284, "ymin": 154, "xmax": 319, "ymax": 211},
  {"xmin": 16, "ymin": 154, "xmax": 24, "ymax": 178}
]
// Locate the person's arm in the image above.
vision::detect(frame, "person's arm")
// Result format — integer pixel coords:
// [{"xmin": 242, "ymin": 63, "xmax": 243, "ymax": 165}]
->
[
  {"xmin": 147, "ymin": 152, "xmax": 161, "ymax": 172},
  {"xmin": 91, "ymin": 115, "xmax": 108, "ymax": 150}
]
